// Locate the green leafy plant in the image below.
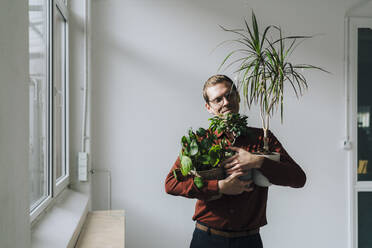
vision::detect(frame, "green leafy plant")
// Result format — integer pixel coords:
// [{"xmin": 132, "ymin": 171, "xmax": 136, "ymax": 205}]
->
[
  {"xmin": 209, "ymin": 113, "xmax": 249, "ymax": 144},
  {"xmin": 175, "ymin": 113, "xmax": 249, "ymax": 188},
  {"xmin": 218, "ymin": 11, "xmax": 328, "ymax": 153},
  {"xmin": 179, "ymin": 128, "xmax": 225, "ymax": 174}
]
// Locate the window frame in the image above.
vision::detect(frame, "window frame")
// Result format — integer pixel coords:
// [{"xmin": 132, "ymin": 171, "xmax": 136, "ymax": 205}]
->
[
  {"xmin": 29, "ymin": 0, "xmax": 69, "ymax": 223},
  {"xmin": 54, "ymin": 0, "xmax": 69, "ymax": 196},
  {"xmin": 348, "ymin": 17, "xmax": 372, "ymax": 248}
]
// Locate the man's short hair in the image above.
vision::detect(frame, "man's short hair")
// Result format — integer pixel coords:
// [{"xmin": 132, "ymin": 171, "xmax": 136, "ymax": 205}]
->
[{"xmin": 203, "ymin": 75, "xmax": 238, "ymax": 103}]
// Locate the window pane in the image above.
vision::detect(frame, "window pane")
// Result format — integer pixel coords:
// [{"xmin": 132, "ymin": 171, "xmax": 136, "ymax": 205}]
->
[
  {"xmin": 357, "ymin": 28, "xmax": 372, "ymax": 181},
  {"xmin": 358, "ymin": 192, "xmax": 372, "ymax": 247},
  {"xmin": 54, "ymin": 7, "xmax": 67, "ymax": 181},
  {"xmin": 28, "ymin": 0, "xmax": 48, "ymax": 210}
]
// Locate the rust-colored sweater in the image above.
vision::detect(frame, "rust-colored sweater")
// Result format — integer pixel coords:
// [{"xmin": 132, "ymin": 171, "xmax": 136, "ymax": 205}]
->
[{"xmin": 165, "ymin": 127, "xmax": 306, "ymax": 231}]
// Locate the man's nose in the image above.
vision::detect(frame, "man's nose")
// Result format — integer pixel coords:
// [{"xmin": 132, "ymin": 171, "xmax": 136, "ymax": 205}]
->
[{"xmin": 222, "ymin": 96, "xmax": 230, "ymax": 106}]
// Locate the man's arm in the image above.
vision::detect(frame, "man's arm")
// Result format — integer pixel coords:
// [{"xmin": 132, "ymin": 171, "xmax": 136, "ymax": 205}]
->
[
  {"xmin": 222, "ymin": 130, "xmax": 306, "ymax": 188},
  {"xmin": 165, "ymin": 157, "xmax": 221, "ymax": 200},
  {"xmin": 257, "ymin": 130, "xmax": 306, "ymax": 188}
]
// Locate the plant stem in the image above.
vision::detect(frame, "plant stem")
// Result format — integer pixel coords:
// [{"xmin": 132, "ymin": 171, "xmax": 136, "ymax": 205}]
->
[
  {"xmin": 260, "ymin": 98, "xmax": 270, "ymax": 153},
  {"xmin": 263, "ymin": 128, "xmax": 269, "ymax": 152},
  {"xmin": 263, "ymin": 113, "xmax": 270, "ymax": 152}
]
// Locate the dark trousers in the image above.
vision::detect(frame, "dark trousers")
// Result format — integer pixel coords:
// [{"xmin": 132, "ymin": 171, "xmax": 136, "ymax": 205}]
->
[{"xmin": 190, "ymin": 227, "xmax": 263, "ymax": 248}]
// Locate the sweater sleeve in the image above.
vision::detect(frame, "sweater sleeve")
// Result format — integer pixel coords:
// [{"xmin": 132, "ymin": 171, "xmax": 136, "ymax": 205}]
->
[
  {"xmin": 165, "ymin": 157, "xmax": 220, "ymax": 200},
  {"xmin": 257, "ymin": 131, "xmax": 306, "ymax": 188}
]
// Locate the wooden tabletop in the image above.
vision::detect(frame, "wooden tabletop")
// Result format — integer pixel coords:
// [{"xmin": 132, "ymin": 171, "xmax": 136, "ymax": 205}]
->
[{"xmin": 75, "ymin": 210, "xmax": 125, "ymax": 248}]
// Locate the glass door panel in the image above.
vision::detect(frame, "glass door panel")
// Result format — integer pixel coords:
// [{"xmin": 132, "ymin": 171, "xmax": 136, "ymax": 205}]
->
[
  {"xmin": 358, "ymin": 192, "xmax": 372, "ymax": 248},
  {"xmin": 355, "ymin": 18, "xmax": 372, "ymax": 248},
  {"xmin": 357, "ymin": 27, "xmax": 372, "ymax": 181}
]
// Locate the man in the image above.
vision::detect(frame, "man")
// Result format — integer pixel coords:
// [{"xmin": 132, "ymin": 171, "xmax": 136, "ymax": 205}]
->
[{"xmin": 165, "ymin": 75, "xmax": 306, "ymax": 248}]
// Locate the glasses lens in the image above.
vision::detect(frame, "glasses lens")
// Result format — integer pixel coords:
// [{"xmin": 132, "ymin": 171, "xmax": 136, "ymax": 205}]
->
[{"xmin": 210, "ymin": 91, "xmax": 236, "ymax": 105}]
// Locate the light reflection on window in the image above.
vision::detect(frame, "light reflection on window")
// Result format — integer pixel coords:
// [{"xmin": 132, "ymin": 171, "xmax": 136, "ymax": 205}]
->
[
  {"xmin": 358, "ymin": 160, "xmax": 368, "ymax": 175},
  {"xmin": 358, "ymin": 106, "xmax": 370, "ymax": 128}
]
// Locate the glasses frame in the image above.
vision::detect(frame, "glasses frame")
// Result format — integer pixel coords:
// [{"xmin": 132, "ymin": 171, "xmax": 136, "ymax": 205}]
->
[{"xmin": 208, "ymin": 88, "xmax": 238, "ymax": 106}]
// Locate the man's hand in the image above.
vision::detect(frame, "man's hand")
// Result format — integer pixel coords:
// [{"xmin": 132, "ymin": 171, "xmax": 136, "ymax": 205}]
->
[
  {"xmin": 221, "ymin": 146, "xmax": 264, "ymax": 175},
  {"xmin": 218, "ymin": 171, "xmax": 254, "ymax": 195}
]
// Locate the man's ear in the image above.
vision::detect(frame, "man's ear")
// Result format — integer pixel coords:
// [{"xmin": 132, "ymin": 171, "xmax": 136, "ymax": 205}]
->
[{"xmin": 205, "ymin": 102, "xmax": 214, "ymax": 115}]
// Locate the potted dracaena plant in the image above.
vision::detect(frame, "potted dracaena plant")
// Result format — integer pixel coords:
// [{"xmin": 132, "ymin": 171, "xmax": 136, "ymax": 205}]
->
[
  {"xmin": 175, "ymin": 113, "xmax": 249, "ymax": 189},
  {"xmin": 218, "ymin": 11, "xmax": 328, "ymax": 186}
]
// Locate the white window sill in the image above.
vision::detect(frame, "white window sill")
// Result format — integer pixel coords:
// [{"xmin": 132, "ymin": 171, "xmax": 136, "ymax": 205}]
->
[{"xmin": 31, "ymin": 189, "xmax": 89, "ymax": 248}]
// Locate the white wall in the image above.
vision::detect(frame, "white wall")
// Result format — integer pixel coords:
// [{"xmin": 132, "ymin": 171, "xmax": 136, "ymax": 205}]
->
[
  {"xmin": 90, "ymin": 0, "xmax": 365, "ymax": 247},
  {"xmin": 0, "ymin": 1, "xmax": 31, "ymax": 248}
]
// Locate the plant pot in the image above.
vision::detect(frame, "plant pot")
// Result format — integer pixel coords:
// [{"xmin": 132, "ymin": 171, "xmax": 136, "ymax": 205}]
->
[
  {"xmin": 253, "ymin": 152, "xmax": 280, "ymax": 187},
  {"xmin": 196, "ymin": 167, "xmax": 226, "ymax": 180},
  {"xmin": 238, "ymin": 170, "xmax": 253, "ymax": 182},
  {"xmin": 195, "ymin": 167, "xmax": 225, "ymax": 201}
]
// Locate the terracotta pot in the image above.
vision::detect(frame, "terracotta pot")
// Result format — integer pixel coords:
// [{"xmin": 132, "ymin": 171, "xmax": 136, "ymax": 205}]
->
[
  {"xmin": 194, "ymin": 167, "xmax": 225, "ymax": 201},
  {"xmin": 196, "ymin": 167, "xmax": 225, "ymax": 180},
  {"xmin": 253, "ymin": 152, "xmax": 280, "ymax": 187}
]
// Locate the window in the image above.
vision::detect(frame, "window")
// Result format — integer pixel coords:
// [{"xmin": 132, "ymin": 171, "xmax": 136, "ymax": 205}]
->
[
  {"xmin": 29, "ymin": 0, "xmax": 69, "ymax": 222},
  {"xmin": 53, "ymin": 1, "xmax": 69, "ymax": 190},
  {"xmin": 349, "ymin": 17, "xmax": 372, "ymax": 248}
]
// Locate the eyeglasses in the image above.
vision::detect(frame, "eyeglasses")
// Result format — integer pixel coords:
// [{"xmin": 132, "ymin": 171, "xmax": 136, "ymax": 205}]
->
[{"xmin": 209, "ymin": 90, "xmax": 237, "ymax": 106}]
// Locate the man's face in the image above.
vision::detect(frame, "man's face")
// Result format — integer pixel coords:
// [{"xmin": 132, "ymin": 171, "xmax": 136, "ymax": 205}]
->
[{"xmin": 205, "ymin": 82, "xmax": 240, "ymax": 116}]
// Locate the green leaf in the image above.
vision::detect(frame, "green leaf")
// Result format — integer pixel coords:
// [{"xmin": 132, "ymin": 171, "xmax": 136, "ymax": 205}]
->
[
  {"xmin": 183, "ymin": 148, "xmax": 190, "ymax": 157},
  {"xmin": 181, "ymin": 136, "xmax": 187, "ymax": 145},
  {"xmin": 212, "ymin": 158, "xmax": 220, "ymax": 167},
  {"xmin": 188, "ymin": 128, "xmax": 194, "ymax": 139},
  {"xmin": 196, "ymin": 127, "xmax": 207, "ymax": 137},
  {"xmin": 209, "ymin": 144, "xmax": 222, "ymax": 155},
  {"xmin": 194, "ymin": 177, "xmax": 204, "ymax": 189},
  {"xmin": 190, "ymin": 139, "xmax": 199, "ymax": 156},
  {"xmin": 172, "ymin": 169, "xmax": 178, "ymax": 181},
  {"xmin": 200, "ymin": 154, "xmax": 211, "ymax": 165},
  {"xmin": 180, "ymin": 156, "xmax": 192, "ymax": 176},
  {"xmin": 200, "ymin": 138, "xmax": 208, "ymax": 149},
  {"xmin": 181, "ymin": 164, "xmax": 191, "ymax": 176}
]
